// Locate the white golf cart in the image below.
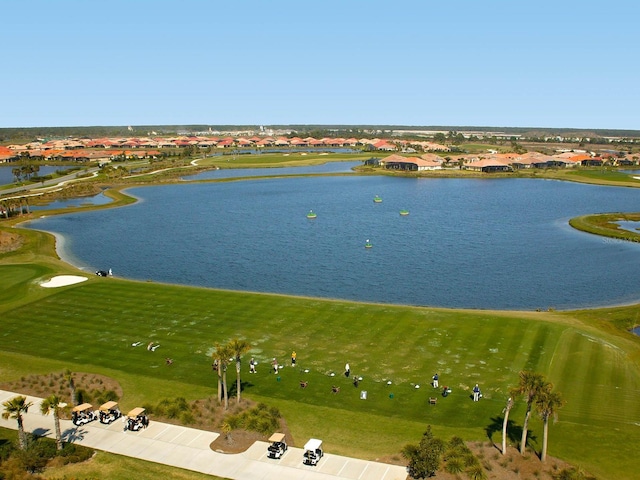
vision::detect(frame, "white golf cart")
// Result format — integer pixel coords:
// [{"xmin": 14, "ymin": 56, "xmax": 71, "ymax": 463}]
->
[
  {"xmin": 124, "ymin": 407, "xmax": 149, "ymax": 431},
  {"xmin": 98, "ymin": 401, "xmax": 122, "ymax": 424},
  {"xmin": 71, "ymin": 403, "xmax": 96, "ymax": 426},
  {"xmin": 267, "ymin": 432, "xmax": 288, "ymax": 459},
  {"xmin": 303, "ymin": 438, "xmax": 324, "ymax": 466}
]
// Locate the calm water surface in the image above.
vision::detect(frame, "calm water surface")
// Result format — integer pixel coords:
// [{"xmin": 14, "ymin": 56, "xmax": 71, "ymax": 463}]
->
[{"xmin": 26, "ymin": 175, "xmax": 640, "ymax": 310}]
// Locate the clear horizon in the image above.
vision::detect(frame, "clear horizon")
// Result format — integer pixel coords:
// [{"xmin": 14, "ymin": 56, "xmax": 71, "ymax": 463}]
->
[{"xmin": 3, "ymin": 0, "xmax": 639, "ymax": 130}]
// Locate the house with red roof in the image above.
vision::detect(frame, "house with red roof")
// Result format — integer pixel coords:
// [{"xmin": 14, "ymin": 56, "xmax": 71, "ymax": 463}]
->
[
  {"xmin": 464, "ymin": 157, "xmax": 513, "ymax": 172},
  {"xmin": 216, "ymin": 138, "xmax": 235, "ymax": 148},
  {"xmin": 380, "ymin": 154, "xmax": 442, "ymax": 171},
  {"xmin": 373, "ymin": 140, "xmax": 397, "ymax": 151}
]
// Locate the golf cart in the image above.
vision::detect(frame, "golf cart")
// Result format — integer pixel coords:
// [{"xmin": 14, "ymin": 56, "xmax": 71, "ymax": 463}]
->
[
  {"xmin": 71, "ymin": 403, "xmax": 96, "ymax": 426},
  {"xmin": 98, "ymin": 401, "xmax": 122, "ymax": 424},
  {"xmin": 303, "ymin": 438, "xmax": 324, "ymax": 466},
  {"xmin": 124, "ymin": 407, "xmax": 149, "ymax": 431},
  {"xmin": 267, "ymin": 432, "xmax": 288, "ymax": 459}
]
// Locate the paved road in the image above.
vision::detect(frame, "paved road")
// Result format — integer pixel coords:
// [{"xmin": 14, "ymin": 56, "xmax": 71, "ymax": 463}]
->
[{"xmin": 0, "ymin": 389, "xmax": 407, "ymax": 480}]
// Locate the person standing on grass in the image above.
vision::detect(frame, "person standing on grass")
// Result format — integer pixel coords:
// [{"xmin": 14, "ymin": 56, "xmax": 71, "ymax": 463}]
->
[
  {"xmin": 345, "ymin": 363, "xmax": 350, "ymax": 378},
  {"xmin": 433, "ymin": 373, "xmax": 439, "ymax": 388},
  {"xmin": 291, "ymin": 351, "xmax": 297, "ymax": 366},
  {"xmin": 272, "ymin": 358, "xmax": 278, "ymax": 374},
  {"xmin": 250, "ymin": 357, "xmax": 256, "ymax": 373},
  {"xmin": 473, "ymin": 384, "xmax": 481, "ymax": 401}
]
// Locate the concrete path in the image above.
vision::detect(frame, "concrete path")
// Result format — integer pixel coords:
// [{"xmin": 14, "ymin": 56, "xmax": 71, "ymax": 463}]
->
[{"xmin": 0, "ymin": 390, "xmax": 407, "ymax": 480}]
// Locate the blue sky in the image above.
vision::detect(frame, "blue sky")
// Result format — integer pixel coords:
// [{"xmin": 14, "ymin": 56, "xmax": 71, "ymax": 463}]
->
[{"xmin": 2, "ymin": 0, "xmax": 639, "ymax": 129}]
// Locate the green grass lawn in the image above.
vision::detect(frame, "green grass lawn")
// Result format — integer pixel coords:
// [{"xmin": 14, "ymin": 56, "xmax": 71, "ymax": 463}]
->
[{"xmin": 1, "ymin": 255, "xmax": 639, "ymax": 479}]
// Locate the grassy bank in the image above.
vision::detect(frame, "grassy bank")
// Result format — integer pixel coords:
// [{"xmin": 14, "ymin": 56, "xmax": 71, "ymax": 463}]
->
[{"xmin": 569, "ymin": 212, "xmax": 640, "ymax": 243}]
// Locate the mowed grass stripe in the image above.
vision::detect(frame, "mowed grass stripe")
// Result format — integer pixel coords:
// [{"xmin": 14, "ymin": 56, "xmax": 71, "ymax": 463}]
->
[{"xmin": 551, "ymin": 329, "xmax": 639, "ymax": 427}]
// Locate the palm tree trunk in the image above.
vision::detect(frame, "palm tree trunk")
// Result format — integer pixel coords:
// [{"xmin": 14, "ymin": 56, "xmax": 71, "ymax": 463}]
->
[
  {"xmin": 520, "ymin": 407, "xmax": 532, "ymax": 454},
  {"xmin": 17, "ymin": 416, "xmax": 26, "ymax": 450},
  {"xmin": 222, "ymin": 369, "xmax": 229, "ymax": 410},
  {"xmin": 54, "ymin": 412, "xmax": 62, "ymax": 450},
  {"xmin": 541, "ymin": 418, "xmax": 549, "ymax": 462},
  {"xmin": 217, "ymin": 363, "xmax": 222, "ymax": 404},
  {"xmin": 502, "ymin": 404, "xmax": 511, "ymax": 455},
  {"xmin": 236, "ymin": 360, "xmax": 242, "ymax": 404}
]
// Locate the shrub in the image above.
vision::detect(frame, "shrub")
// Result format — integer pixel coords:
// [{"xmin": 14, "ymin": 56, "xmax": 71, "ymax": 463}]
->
[
  {"xmin": 464, "ymin": 452, "xmax": 479, "ymax": 467},
  {"xmin": 95, "ymin": 389, "xmax": 118, "ymax": 405},
  {"xmin": 14, "ymin": 440, "xmax": 53, "ymax": 474},
  {"xmin": 59, "ymin": 442, "xmax": 94, "ymax": 464},
  {"xmin": 402, "ymin": 426, "xmax": 445, "ymax": 479},
  {"xmin": 222, "ymin": 403, "xmax": 282, "ymax": 436},
  {"xmin": 180, "ymin": 411, "xmax": 195, "ymax": 425},
  {"xmin": 448, "ymin": 436, "xmax": 465, "ymax": 448},
  {"xmin": 466, "ymin": 464, "xmax": 487, "ymax": 480},
  {"xmin": 444, "ymin": 457, "xmax": 464, "ymax": 474},
  {"xmin": 552, "ymin": 467, "xmax": 597, "ymax": 480}
]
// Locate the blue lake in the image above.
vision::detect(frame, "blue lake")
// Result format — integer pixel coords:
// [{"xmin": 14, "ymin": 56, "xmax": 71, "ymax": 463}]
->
[{"xmin": 25, "ymin": 174, "xmax": 640, "ymax": 311}]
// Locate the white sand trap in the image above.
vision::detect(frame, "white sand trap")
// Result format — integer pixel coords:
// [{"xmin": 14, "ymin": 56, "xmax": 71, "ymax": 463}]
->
[{"xmin": 40, "ymin": 275, "xmax": 88, "ymax": 288}]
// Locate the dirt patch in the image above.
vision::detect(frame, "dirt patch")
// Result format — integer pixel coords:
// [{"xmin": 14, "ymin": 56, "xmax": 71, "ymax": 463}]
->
[
  {"xmin": 210, "ymin": 429, "xmax": 266, "ymax": 454},
  {"xmin": 433, "ymin": 441, "xmax": 576, "ymax": 480},
  {"xmin": 0, "ymin": 371, "xmax": 123, "ymax": 410},
  {"xmin": 0, "ymin": 230, "xmax": 23, "ymax": 253}
]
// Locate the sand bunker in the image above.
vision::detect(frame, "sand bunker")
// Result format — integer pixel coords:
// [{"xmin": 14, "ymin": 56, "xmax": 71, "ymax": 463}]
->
[{"xmin": 40, "ymin": 275, "xmax": 88, "ymax": 288}]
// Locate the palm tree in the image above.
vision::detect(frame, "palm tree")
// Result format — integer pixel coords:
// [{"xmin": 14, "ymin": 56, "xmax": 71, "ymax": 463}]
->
[
  {"xmin": 212, "ymin": 344, "xmax": 224, "ymax": 404},
  {"xmin": 214, "ymin": 343, "xmax": 232, "ymax": 409},
  {"xmin": 501, "ymin": 395, "xmax": 515, "ymax": 455},
  {"xmin": 40, "ymin": 394, "xmax": 64, "ymax": 450},
  {"xmin": 227, "ymin": 338, "xmax": 251, "ymax": 404},
  {"xmin": 514, "ymin": 371, "xmax": 546, "ymax": 454},
  {"xmin": 536, "ymin": 386, "xmax": 564, "ymax": 462},
  {"xmin": 2, "ymin": 395, "xmax": 33, "ymax": 449},
  {"xmin": 63, "ymin": 369, "xmax": 77, "ymax": 405},
  {"xmin": 12, "ymin": 167, "xmax": 22, "ymax": 183}
]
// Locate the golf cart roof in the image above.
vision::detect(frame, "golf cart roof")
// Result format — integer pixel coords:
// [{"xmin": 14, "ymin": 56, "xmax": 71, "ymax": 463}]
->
[
  {"xmin": 99, "ymin": 401, "xmax": 118, "ymax": 411},
  {"xmin": 72, "ymin": 403, "xmax": 93, "ymax": 412},
  {"xmin": 304, "ymin": 438, "xmax": 322, "ymax": 451},
  {"xmin": 268, "ymin": 433, "xmax": 286, "ymax": 443},
  {"xmin": 127, "ymin": 407, "xmax": 145, "ymax": 417}
]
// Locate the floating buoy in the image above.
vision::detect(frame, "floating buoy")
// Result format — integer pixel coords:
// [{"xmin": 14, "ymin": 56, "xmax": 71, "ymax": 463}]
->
[
  {"xmin": 306, "ymin": 210, "xmax": 317, "ymax": 219},
  {"xmin": 365, "ymin": 239, "xmax": 373, "ymax": 249},
  {"xmin": 400, "ymin": 209, "xmax": 409, "ymax": 216},
  {"xmin": 373, "ymin": 195, "xmax": 382, "ymax": 203}
]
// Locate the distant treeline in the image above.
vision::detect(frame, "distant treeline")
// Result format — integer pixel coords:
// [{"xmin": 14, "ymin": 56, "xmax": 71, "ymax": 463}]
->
[{"xmin": 1, "ymin": 124, "xmax": 640, "ymax": 144}]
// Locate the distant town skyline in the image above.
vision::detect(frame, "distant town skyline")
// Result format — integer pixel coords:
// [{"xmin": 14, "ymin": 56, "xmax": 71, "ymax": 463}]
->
[{"xmin": 2, "ymin": 0, "xmax": 639, "ymax": 130}]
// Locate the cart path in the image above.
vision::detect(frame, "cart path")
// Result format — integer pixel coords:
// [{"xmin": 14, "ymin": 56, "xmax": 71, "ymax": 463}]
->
[{"xmin": 0, "ymin": 389, "xmax": 407, "ymax": 480}]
